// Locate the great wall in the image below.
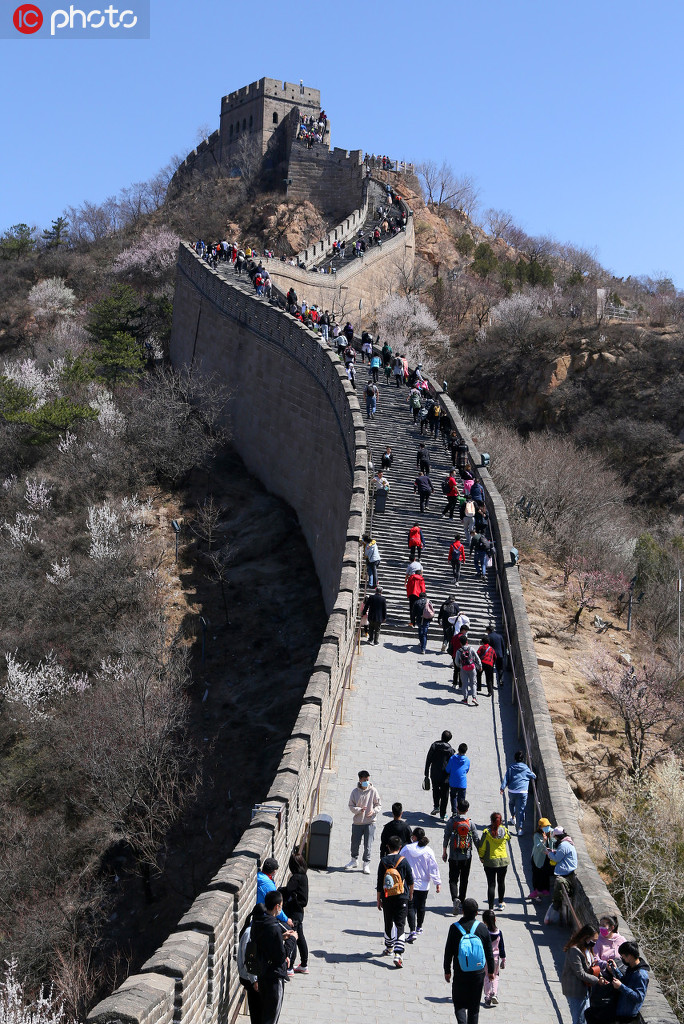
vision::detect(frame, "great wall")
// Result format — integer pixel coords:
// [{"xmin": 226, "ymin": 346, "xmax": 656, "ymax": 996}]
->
[{"xmin": 87, "ymin": 80, "xmax": 675, "ymax": 1024}]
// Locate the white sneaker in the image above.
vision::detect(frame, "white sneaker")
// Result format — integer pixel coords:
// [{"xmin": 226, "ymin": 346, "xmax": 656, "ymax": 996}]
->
[
  {"xmin": 362, "ymin": 863, "xmax": 371, "ymax": 874},
  {"xmin": 490, "ymin": 995, "xmax": 499, "ymax": 1005},
  {"xmin": 345, "ymin": 859, "xmax": 358, "ymax": 871}
]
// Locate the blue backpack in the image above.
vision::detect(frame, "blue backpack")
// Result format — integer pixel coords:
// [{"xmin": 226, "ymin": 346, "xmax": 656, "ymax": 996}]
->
[{"xmin": 456, "ymin": 922, "xmax": 486, "ymax": 972}]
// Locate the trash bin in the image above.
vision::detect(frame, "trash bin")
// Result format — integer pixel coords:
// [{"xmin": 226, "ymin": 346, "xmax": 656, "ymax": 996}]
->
[
  {"xmin": 375, "ymin": 487, "xmax": 388, "ymax": 514},
  {"xmin": 308, "ymin": 814, "xmax": 333, "ymax": 868}
]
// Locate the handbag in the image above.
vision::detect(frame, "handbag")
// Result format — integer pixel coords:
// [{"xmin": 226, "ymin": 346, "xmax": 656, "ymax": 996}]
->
[
  {"xmin": 360, "ymin": 613, "xmax": 369, "ymax": 627},
  {"xmin": 422, "ymin": 600, "xmax": 435, "ymax": 621},
  {"xmin": 422, "ymin": 776, "xmax": 431, "ymax": 791}
]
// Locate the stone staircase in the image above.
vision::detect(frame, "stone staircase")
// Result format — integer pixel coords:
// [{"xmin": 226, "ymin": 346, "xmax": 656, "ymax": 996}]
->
[
  {"xmin": 360, "ymin": 372, "xmax": 503, "ymax": 639},
  {"xmin": 310, "ymin": 178, "xmax": 392, "ymax": 272}
]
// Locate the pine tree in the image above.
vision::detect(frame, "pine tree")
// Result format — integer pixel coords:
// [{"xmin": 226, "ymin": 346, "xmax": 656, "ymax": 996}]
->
[{"xmin": 42, "ymin": 215, "xmax": 70, "ymax": 250}]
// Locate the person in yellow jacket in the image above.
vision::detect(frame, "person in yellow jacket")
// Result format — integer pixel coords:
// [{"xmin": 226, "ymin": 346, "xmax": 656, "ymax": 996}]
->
[{"xmin": 477, "ymin": 812, "xmax": 511, "ymax": 912}]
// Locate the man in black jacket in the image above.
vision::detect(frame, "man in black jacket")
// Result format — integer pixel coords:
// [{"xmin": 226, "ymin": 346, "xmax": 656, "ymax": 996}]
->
[
  {"xmin": 251, "ymin": 892, "xmax": 297, "ymax": 1024},
  {"xmin": 362, "ymin": 586, "xmax": 387, "ymax": 645},
  {"xmin": 444, "ymin": 898, "xmax": 495, "ymax": 1024},
  {"xmin": 377, "ymin": 836, "xmax": 414, "ymax": 968},
  {"xmin": 424, "ymin": 730, "xmax": 455, "ymax": 819},
  {"xmin": 379, "ymin": 802, "xmax": 413, "ymax": 857}
]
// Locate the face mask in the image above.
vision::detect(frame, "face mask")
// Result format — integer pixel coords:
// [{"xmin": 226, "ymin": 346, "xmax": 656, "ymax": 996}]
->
[
  {"xmin": 587, "ymin": 940, "xmax": 596, "ymax": 948},
  {"xmin": 543, "ymin": 826, "xmax": 551, "ymax": 834},
  {"xmin": 359, "ymin": 781, "xmax": 369, "ymax": 789},
  {"xmin": 599, "ymin": 927, "xmax": 610, "ymax": 937}
]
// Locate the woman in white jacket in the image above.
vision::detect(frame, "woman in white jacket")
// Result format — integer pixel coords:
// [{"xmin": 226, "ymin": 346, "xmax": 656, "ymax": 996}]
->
[{"xmin": 401, "ymin": 827, "xmax": 442, "ymax": 942}]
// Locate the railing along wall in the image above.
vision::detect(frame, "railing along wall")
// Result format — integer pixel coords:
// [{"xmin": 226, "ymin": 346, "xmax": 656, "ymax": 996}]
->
[
  {"xmin": 87, "ymin": 248, "xmax": 370, "ymax": 1024},
  {"xmin": 425, "ymin": 379, "xmax": 676, "ymax": 1024}
]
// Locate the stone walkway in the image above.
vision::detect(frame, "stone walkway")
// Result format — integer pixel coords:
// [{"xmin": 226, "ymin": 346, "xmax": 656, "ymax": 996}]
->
[{"xmin": 280, "ymin": 643, "xmax": 572, "ymax": 1023}]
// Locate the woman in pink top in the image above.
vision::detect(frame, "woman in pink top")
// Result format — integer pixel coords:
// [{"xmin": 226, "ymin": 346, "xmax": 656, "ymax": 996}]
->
[{"xmin": 593, "ymin": 913, "xmax": 626, "ymax": 965}]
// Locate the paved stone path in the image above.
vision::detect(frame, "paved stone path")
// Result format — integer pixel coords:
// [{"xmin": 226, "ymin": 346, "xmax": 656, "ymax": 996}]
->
[{"xmin": 279, "ymin": 644, "xmax": 573, "ymax": 1023}]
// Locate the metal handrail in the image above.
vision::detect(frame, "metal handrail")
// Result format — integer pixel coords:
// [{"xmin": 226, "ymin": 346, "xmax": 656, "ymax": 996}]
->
[{"xmin": 300, "ymin": 461, "xmax": 374, "ymax": 860}]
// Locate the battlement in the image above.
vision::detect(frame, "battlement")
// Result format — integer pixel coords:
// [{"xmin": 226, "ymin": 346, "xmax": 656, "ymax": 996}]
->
[{"xmin": 221, "ymin": 77, "xmax": 320, "ymax": 115}]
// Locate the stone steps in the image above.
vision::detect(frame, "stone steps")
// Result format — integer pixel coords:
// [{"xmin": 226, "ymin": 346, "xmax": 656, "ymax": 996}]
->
[{"xmin": 359, "ymin": 373, "xmax": 502, "ymax": 639}]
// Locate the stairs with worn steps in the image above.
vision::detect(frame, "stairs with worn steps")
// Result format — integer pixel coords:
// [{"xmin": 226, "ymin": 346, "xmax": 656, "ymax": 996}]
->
[{"xmin": 360, "ymin": 372, "xmax": 502, "ymax": 639}]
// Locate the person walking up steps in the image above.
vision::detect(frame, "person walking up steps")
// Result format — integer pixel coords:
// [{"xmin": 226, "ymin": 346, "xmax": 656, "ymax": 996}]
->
[
  {"xmin": 408, "ymin": 522, "xmax": 425, "ymax": 562},
  {"xmin": 443, "ymin": 898, "xmax": 495, "ymax": 1024},
  {"xmin": 365, "ymin": 379, "xmax": 379, "ymax": 420},
  {"xmin": 361, "ymin": 585, "xmax": 386, "ymax": 645},
  {"xmin": 364, "ymin": 536, "xmax": 381, "ymax": 589},
  {"xmin": 414, "ymin": 469, "xmax": 434, "ymax": 514},
  {"xmin": 411, "ymin": 587, "xmax": 434, "ymax": 654},
  {"xmin": 446, "ymin": 743, "xmax": 470, "ymax": 811},
  {"xmin": 477, "ymin": 813, "xmax": 511, "ymax": 911},
  {"xmin": 346, "ymin": 770, "xmax": 381, "ymax": 873},
  {"xmin": 416, "ymin": 441, "xmax": 430, "ymax": 475},
  {"xmin": 377, "ymin": 836, "xmax": 414, "ymax": 968},
  {"xmin": 443, "ymin": 798, "xmax": 479, "ymax": 916},
  {"xmin": 476, "ymin": 637, "xmax": 496, "ymax": 697},
  {"xmin": 406, "ymin": 567, "xmax": 426, "ymax": 621},
  {"xmin": 448, "ymin": 534, "xmax": 466, "ymax": 583},
  {"xmin": 442, "ymin": 469, "xmax": 459, "ymax": 519},
  {"xmin": 425, "ymin": 729, "xmax": 455, "ymax": 818},
  {"xmin": 401, "ymin": 827, "xmax": 441, "ymax": 943},
  {"xmin": 482, "ymin": 909, "xmax": 506, "ymax": 1007},
  {"xmin": 438, "ymin": 595, "xmax": 460, "ymax": 653}
]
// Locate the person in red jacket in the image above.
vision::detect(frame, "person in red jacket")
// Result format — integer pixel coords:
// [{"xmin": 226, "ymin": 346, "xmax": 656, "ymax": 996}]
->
[
  {"xmin": 408, "ymin": 523, "xmax": 425, "ymax": 561},
  {"xmin": 476, "ymin": 638, "xmax": 497, "ymax": 696},
  {"xmin": 441, "ymin": 471, "xmax": 460, "ymax": 519},
  {"xmin": 448, "ymin": 534, "xmax": 466, "ymax": 583},
  {"xmin": 406, "ymin": 569, "xmax": 426, "ymax": 619}
]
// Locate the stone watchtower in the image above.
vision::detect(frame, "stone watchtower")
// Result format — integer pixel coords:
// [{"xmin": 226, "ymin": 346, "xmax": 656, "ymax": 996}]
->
[
  {"xmin": 219, "ymin": 77, "xmax": 322, "ymax": 161},
  {"xmin": 170, "ymin": 76, "xmax": 364, "ymax": 219}
]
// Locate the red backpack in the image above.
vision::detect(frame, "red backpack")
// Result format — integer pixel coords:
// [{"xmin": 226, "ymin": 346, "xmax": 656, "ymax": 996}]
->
[{"xmin": 451, "ymin": 817, "xmax": 473, "ymax": 855}]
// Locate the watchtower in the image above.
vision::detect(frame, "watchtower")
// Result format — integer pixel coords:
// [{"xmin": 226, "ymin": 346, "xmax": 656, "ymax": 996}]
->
[{"xmin": 219, "ymin": 77, "xmax": 323, "ymax": 162}]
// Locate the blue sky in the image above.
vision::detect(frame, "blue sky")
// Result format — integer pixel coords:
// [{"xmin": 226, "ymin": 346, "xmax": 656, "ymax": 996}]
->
[{"xmin": 1, "ymin": 0, "xmax": 682, "ymax": 285}]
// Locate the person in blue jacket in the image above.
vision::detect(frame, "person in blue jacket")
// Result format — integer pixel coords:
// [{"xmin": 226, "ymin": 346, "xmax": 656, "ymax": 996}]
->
[
  {"xmin": 607, "ymin": 942, "xmax": 649, "ymax": 1022},
  {"xmin": 256, "ymin": 858, "xmax": 293, "ymax": 927},
  {"xmin": 500, "ymin": 751, "xmax": 537, "ymax": 835},
  {"xmin": 445, "ymin": 743, "xmax": 470, "ymax": 812}
]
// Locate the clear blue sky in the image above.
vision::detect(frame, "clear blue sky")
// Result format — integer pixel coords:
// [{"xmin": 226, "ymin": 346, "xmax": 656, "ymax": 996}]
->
[{"xmin": 1, "ymin": 0, "xmax": 682, "ymax": 285}]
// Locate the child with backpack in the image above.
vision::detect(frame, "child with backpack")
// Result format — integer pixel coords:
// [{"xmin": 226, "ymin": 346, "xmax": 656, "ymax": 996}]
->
[{"xmin": 482, "ymin": 909, "xmax": 507, "ymax": 1006}]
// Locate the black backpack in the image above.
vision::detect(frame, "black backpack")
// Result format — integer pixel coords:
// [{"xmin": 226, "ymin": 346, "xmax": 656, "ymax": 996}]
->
[
  {"xmin": 244, "ymin": 935, "xmax": 260, "ymax": 976},
  {"xmin": 441, "ymin": 478, "xmax": 450, "ymax": 495}
]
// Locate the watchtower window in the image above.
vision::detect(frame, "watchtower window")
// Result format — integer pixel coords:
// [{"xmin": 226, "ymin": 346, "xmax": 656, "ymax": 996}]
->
[
  {"xmin": 273, "ymin": 111, "xmax": 278, "ymax": 124},
  {"xmin": 242, "ymin": 118, "xmax": 246, "ymax": 131}
]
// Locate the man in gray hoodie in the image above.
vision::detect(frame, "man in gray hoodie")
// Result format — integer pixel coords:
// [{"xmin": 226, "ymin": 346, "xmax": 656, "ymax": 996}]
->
[{"xmin": 346, "ymin": 770, "xmax": 381, "ymax": 874}]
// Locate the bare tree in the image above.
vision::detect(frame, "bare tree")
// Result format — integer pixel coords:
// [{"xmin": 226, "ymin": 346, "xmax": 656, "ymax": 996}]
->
[
  {"xmin": 417, "ymin": 161, "xmax": 479, "ymax": 217},
  {"xmin": 598, "ymin": 760, "xmax": 684, "ymax": 1017},
  {"xmin": 484, "ymin": 208, "xmax": 514, "ymax": 239},
  {"xmin": 190, "ymin": 495, "xmax": 222, "ymax": 551},
  {"xmin": 231, "ymin": 134, "xmax": 264, "ymax": 200},
  {"xmin": 583, "ymin": 655, "xmax": 682, "ymax": 775}
]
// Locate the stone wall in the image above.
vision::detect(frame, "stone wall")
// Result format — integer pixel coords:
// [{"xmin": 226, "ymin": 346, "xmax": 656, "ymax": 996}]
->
[
  {"xmin": 430, "ymin": 382, "xmax": 676, "ymax": 1024},
  {"xmin": 286, "ymin": 139, "xmax": 364, "ymax": 219},
  {"xmin": 87, "ymin": 247, "xmax": 369, "ymax": 1024},
  {"xmin": 266, "ymin": 214, "xmax": 415, "ymax": 320}
]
